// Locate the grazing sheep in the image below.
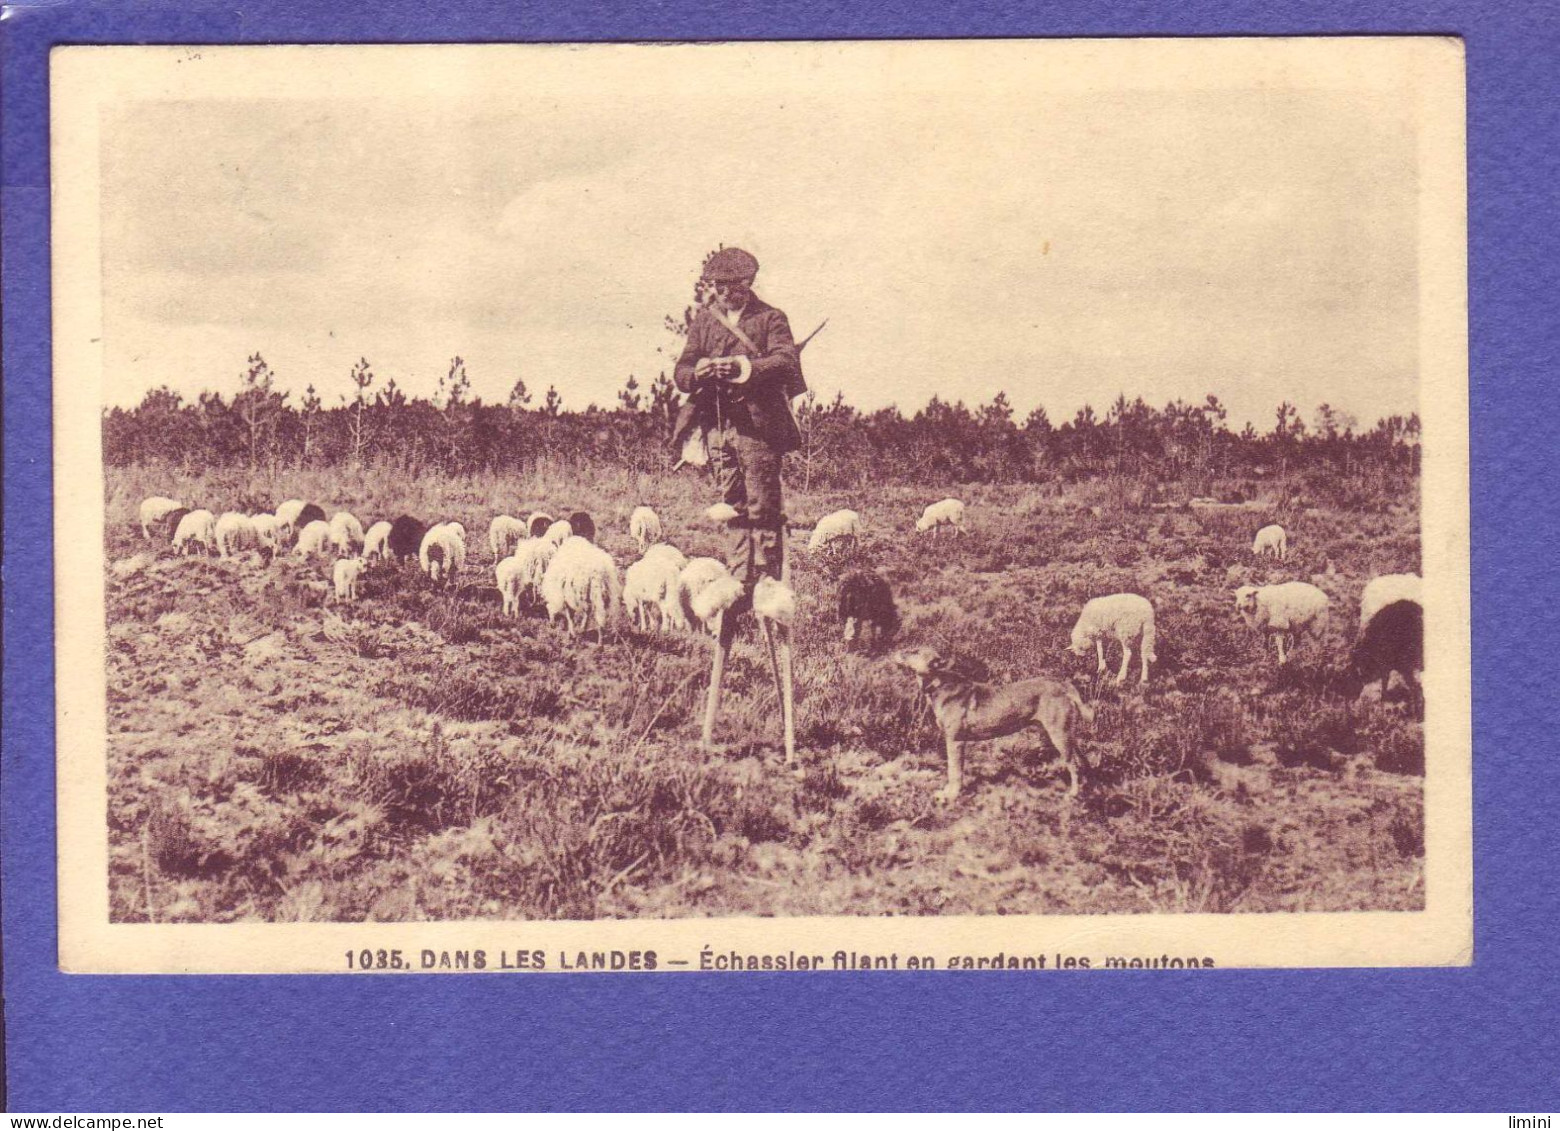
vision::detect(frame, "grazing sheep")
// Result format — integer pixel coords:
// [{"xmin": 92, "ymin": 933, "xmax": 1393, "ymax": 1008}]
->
[
  {"xmin": 419, "ymin": 523, "xmax": 467, "ymax": 584},
  {"xmin": 916, "ymin": 498, "xmax": 967, "ymax": 538},
  {"xmin": 1340, "ymin": 599, "xmax": 1423, "ymax": 711},
  {"xmin": 333, "ymin": 557, "xmax": 365, "ymax": 603},
  {"xmin": 541, "ymin": 536, "xmax": 620, "ymax": 637},
  {"xmin": 214, "ymin": 511, "xmax": 262, "ymax": 560},
  {"xmin": 1360, "ymin": 573, "xmax": 1422, "ymax": 630},
  {"xmin": 752, "ymin": 576, "xmax": 797, "ymax": 627},
  {"xmin": 274, "ymin": 499, "xmax": 307, "ymax": 540},
  {"xmin": 172, "ymin": 509, "xmax": 218, "ymax": 556},
  {"xmin": 566, "ymin": 511, "xmax": 596, "ymax": 545},
  {"xmin": 542, "ymin": 519, "xmax": 573, "ymax": 547},
  {"xmin": 527, "ymin": 511, "xmax": 555, "ymax": 539},
  {"xmin": 677, "ymin": 557, "xmax": 738, "ymax": 636},
  {"xmin": 1069, "ymin": 593, "xmax": 1158, "ymax": 685},
  {"xmin": 837, "ymin": 569, "xmax": 899, "ymax": 652},
  {"xmin": 250, "ymin": 513, "xmax": 281, "ymax": 559},
  {"xmin": 329, "ymin": 511, "xmax": 366, "ymax": 557},
  {"xmin": 629, "ymin": 505, "xmax": 662, "ymax": 553},
  {"xmin": 705, "ymin": 502, "xmax": 739, "ymax": 525},
  {"xmin": 508, "ymin": 536, "xmax": 560, "ymax": 610},
  {"xmin": 362, "ymin": 520, "xmax": 393, "ymax": 562},
  {"xmin": 294, "ymin": 519, "xmax": 333, "ymax": 558},
  {"xmin": 488, "ymin": 514, "xmax": 527, "ymax": 560},
  {"xmin": 495, "ymin": 555, "xmax": 526, "ymax": 617},
  {"xmin": 1252, "ymin": 524, "xmax": 1288, "ymax": 559},
  {"xmin": 1235, "ymin": 582, "xmax": 1331, "ymax": 665},
  {"xmin": 807, "ymin": 509, "xmax": 863, "ymax": 552},
  {"xmin": 387, "ymin": 515, "xmax": 426, "ymax": 563},
  {"xmin": 623, "ymin": 544, "xmax": 690, "ymax": 632},
  {"xmin": 139, "ymin": 496, "xmax": 183, "ymax": 539},
  {"xmin": 158, "ymin": 507, "xmax": 191, "ymax": 545}
]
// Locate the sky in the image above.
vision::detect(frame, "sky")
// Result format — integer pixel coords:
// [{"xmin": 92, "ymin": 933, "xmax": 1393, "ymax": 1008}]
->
[{"xmin": 96, "ymin": 44, "xmax": 1422, "ymax": 431}]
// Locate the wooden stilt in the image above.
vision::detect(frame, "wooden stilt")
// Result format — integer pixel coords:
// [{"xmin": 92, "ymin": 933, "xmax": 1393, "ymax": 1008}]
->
[
  {"xmin": 701, "ymin": 611, "xmax": 737, "ymax": 750},
  {"xmin": 777, "ymin": 624, "xmax": 796, "ymax": 766}
]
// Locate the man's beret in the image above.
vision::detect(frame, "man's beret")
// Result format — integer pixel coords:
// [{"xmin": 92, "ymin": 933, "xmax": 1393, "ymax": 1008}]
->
[{"xmin": 702, "ymin": 247, "xmax": 760, "ymax": 281}]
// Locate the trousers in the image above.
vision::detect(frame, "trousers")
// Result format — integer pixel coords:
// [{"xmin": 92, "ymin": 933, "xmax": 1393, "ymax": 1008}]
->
[{"xmin": 708, "ymin": 429, "xmax": 785, "ymax": 589}]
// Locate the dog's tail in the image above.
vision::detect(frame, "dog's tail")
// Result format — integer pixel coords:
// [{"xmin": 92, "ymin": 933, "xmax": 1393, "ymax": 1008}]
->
[{"xmin": 1066, "ymin": 681, "xmax": 1096, "ymax": 725}]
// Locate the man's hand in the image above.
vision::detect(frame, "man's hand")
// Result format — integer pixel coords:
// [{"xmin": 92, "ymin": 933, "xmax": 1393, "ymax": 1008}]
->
[
  {"xmin": 710, "ymin": 357, "xmax": 743, "ymax": 381},
  {"xmin": 693, "ymin": 357, "xmax": 717, "ymax": 386}
]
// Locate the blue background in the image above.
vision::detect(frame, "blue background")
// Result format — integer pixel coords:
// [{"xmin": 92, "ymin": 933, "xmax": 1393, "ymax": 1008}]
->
[{"xmin": 4, "ymin": 1, "xmax": 1557, "ymax": 1112}]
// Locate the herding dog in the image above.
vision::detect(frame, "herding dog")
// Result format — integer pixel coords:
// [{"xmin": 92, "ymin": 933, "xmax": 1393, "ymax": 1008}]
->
[{"xmin": 892, "ymin": 646, "xmax": 1095, "ymax": 803}]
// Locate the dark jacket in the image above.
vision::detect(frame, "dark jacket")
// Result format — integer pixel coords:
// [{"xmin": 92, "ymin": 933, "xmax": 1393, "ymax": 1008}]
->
[{"xmin": 673, "ymin": 296, "xmax": 805, "ymax": 454}]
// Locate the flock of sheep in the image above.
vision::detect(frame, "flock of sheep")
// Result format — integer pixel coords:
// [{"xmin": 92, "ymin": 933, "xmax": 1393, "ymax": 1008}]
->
[{"xmin": 133, "ymin": 493, "xmax": 1424, "ymax": 799}]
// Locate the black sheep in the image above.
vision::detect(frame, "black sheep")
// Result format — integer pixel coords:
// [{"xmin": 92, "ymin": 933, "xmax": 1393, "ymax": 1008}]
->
[
  {"xmin": 158, "ymin": 507, "xmax": 191, "ymax": 544},
  {"xmin": 1341, "ymin": 599, "xmax": 1423, "ymax": 712},
  {"xmin": 295, "ymin": 502, "xmax": 327, "ymax": 533},
  {"xmin": 838, "ymin": 569, "xmax": 900, "ymax": 652},
  {"xmin": 387, "ymin": 515, "xmax": 427, "ymax": 563},
  {"xmin": 528, "ymin": 512, "xmax": 555, "ymax": 539},
  {"xmin": 566, "ymin": 510, "xmax": 596, "ymax": 544}
]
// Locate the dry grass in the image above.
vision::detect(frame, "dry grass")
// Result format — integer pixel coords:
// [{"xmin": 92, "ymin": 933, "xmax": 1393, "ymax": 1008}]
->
[{"xmin": 104, "ymin": 464, "xmax": 1425, "ymax": 922}]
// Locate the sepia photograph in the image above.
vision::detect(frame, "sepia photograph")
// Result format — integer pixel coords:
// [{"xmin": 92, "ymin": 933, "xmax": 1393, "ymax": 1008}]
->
[{"xmin": 50, "ymin": 38, "xmax": 1471, "ymax": 972}]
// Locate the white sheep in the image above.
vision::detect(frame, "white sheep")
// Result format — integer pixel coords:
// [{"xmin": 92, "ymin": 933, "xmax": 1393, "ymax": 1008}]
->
[
  {"xmin": 138, "ymin": 496, "xmax": 183, "ymax": 539},
  {"xmin": 1236, "ymin": 582, "xmax": 1331, "ymax": 664},
  {"xmin": 752, "ymin": 576, "xmax": 797, "ymax": 628},
  {"xmin": 541, "ymin": 536, "xmax": 620, "ymax": 637},
  {"xmin": 1252, "ymin": 524, "xmax": 1288, "ymax": 559},
  {"xmin": 328, "ymin": 511, "xmax": 366, "ymax": 557},
  {"xmin": 1069, "ymin": 593, "xmax": 1158, "ymax": 685},
  {"xmin": 294, "ymin": 519, "xmax": 334, "ymax": 558},
  {"xmin": 677, "ymin": 557, "xmax": 739, "ymax": 636},
  {"xmin": 542, "ymin": 519, "xmax": 573, "ymax": 547},
  {"xmin": 808, "ymin": 509, "xmax": 863, "ymax": 552},
  {"xmin": 705, "ymin": 502, "xmax": 739, "ymax": 525},
  {"xmin": 362, "ymin": 520, "xmax": 393, "ymax": 563},
  {"xmin": 623, "ymin": 544, "xmax": 689, "ymax": 632},
  {"xmin": 172, "ymin": 509, "xmax": 218, "ymax": 556},
  {"xmin": 1359, "ymin": 573, "xmax": 1422, "ymax": 629},
  {"xmin": 507, "ymin": 536, "xmax": 560, "ymax": 609},
  {"xmin": 214, "ymin": 511, "xmax": 261, "ymax": 560},
  {"xmin": 333, "ymin": 557, "xmax": 364, "ymax": 603},
  {"xmin": 495, "ymin": 555, "xmax": 526, "ymax": 618},
  {"xmin": 250, "ymin": 513, "xmax": 281, "ymax": 558},
  {"xmin": 916, "ymin": 498, "xmax": 966, "ymax": 538},
  {"xmin": 629, "ymin": 505, "xmax": 663, "ymax": 553},
  {"xmin": 488, "ymin": 514, "xmax": 527, "ymax": 560},
  {"xmin": 419, "ymin": 523, "xmax": 467, "ymax": 584},
  {"xmin": 274, "ymin": 499, "xmax": 308, "ymax": 540}
]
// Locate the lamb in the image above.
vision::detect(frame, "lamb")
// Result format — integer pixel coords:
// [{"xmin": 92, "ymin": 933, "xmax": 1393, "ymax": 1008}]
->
[
  {"xmin": 1359, "ymin": 573, "xmax": 1422, "ymax": 629},
  {"xmin": 527, "ymin": 511, "xmax": 555, "ymax": 539},
  {"xmin": 541, "ymin": 519, "xmax": 573, "ymax": 547},
  {"xmin": 172, "ymin": 509, "xmax": 218, "ymax": 556},
  {"xmin": 566, "ymin": 511, "xmax": 596, "ymax": 545},
  {"xmin": 139, "ymin": 496, "xmax": 183, "ymax": 539},
  {"xmin": 329, "ymin": 511, "xmax": 366, "ymax": 557},
  {"xmin": 294, "ymin": 519, "xmax": 334, "ymax": 558},
  {"xmin": 915, "ymin": 498, "xmax": 967, "ymax": 538},
  {"xmin": 214, "ymin": 511, "xmax": 262, "ymax": 560},
  {"xmin": 362, "ymin": 520, "xmax": 394, "ymax": 562},
  {"xmin": 837, "ymin": 569, "xmax": 899, "ymax": 652},
  {"xmin": 387, "ymin": 516, "xmax": 426, "ymax": 563},
  {"xmin": 807, "ymin": 508, "xmax": 863, "ymax": 552},
  {"xmin": 541, "ymin": 536, "xmax": 620, "ymax": 638},
  {"xmin": 1252, "ymin": 523, "xmax": 1288, "ymax": 559},
  {"xmin": 419, "ymin": 523, "xmax": 467, "ymax": 584},
  {"xmin": 333, "ymin": 557, "xmax": 365, "ymax": 603},
  {"xmin": 488, "ymin": 514, "xmax": 527, "ymax": 560},
  {"xmin": 1235, "ymin": 581, "xmax": 1331, "ymax": 664},
  {"xmin": 705, "ymin": 502, "xmax": 739, "ymax": 525},
  {"xmin": 629, "ymin": 505, "xmax": 662, "ymax": 553},
  {"xmin": 1069, "ymin": 594, "xmax": 1158, "ymax": 685},
  {"xmin": 677, "ymin": 557, "xmax": 739, "ymax": 636},
  {"xmin": 623, "ymin": 543, "xmax": 689, "ymax": 632},
  {"xmin": 1339, "ymin": 599, "xmax": 1423, "ymax": 712}
]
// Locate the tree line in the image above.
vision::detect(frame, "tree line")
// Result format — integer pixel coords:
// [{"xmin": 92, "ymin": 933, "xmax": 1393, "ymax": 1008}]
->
[{"xmin": 103, "ymin": 352, "xmax": 1420, "ymax": 496}]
